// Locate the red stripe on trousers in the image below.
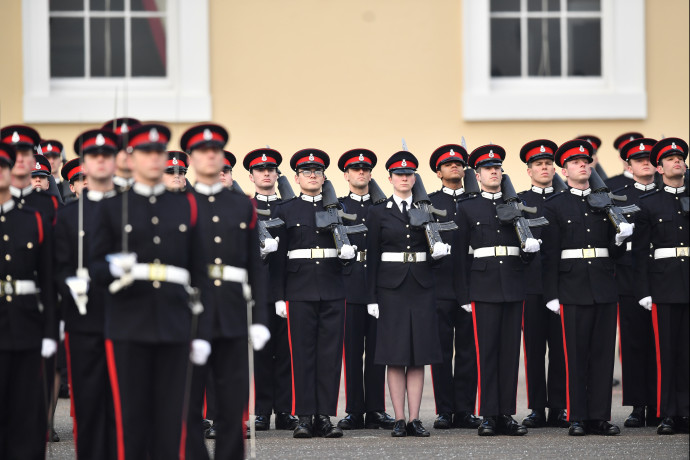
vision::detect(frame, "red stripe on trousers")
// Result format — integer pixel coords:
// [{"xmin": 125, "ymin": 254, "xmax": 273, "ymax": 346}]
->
[
  {"xmin": 179, "ymin": 412, "xmax": 188, "ymax": 460},
  {"xmin": 651, "ymin": 304, "xmax": 662, "ymax": 418},
  {"xmin": 64, "ymin": 333, "xmax": 78, "ymax": 458},
  {"xmin": 559, "ymin": 305, "xmax": 571, "ymax": 421},
  {"xmin": 522, "ymin": 302, "xmax": 530, "ymax": 409},
  {"xmin": 285, "ymin": 301, "xmax": 296, "ymax": 415},
  {"xmin": 471, "ymin": 302, "xmax": 481, "ymax": 415},
  {"xmin": 341, "ymin": 302, "xmax": 347, "ymax": 413},
  {"xmin": 105, "ymin": 340, "xmax": 125, "ymax": 460}
]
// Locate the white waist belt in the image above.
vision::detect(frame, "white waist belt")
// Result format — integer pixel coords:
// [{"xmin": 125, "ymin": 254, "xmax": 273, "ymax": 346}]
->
[
  {"xmin": 355, "ymin": 251, "xmax": 367, "ymax": 262},
  {"xmin": 130, "ymin": 263, "xmax": 190, "ymax": 285},
  {"xmin": 208, "ymin": 264, "xmax": 248, "ymax": 283},
  {"xmin": 473, "ymin": 246, "xmax": 520, "ymax": 258},
  {"xmin": 287, "ymin": 248, "xmax": 338, "ymax": 259},
  {"xmin": 626, "ymin": 241, "xmax": 632, "ymax": 252},
  {"xmin": 561, "ymin": 248, "xmax": 609, "ymax": 259},
  {"xmin": 654, "ymin": 247, "xmax": 690, "ymax": 259},
  {"xmin": 0, "ymin": 280, "xmax": 39, "ymax": 296},
  {"xmin": 381, "ymin": 252, "xmax": 427, "ymax": 263}
]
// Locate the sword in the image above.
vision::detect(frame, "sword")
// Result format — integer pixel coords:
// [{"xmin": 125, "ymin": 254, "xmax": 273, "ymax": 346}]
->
[
  {"xmin": 244, "ymin": 282, "xmax": 257, "ymax": 458},
  {"xmin": 65, "ymin": 135, "xmax": 89, "ymax": 314}
]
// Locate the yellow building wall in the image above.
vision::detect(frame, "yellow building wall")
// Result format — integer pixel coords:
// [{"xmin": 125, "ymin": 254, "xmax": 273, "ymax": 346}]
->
[{"xmin": 1, "ymin": 0, "xmax": 688, "ymax": 193}]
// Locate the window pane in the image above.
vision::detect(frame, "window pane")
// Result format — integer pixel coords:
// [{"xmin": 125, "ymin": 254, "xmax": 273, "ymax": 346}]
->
[
  {"xmin": 490, "ymin": 0, "xmax": 519, "ymax": 12},
  {"xmin": 491, "ymin": 18, "xmax": 521, "ymax": 77},
  {"xmin": 132, "ymin": 0, "xmax": 166, "ymax": 12},
  {"xmin": 528, "ymin": 0, "xmax": 560, "ymax": 11},
  {"xmin": 131, "ymin": 18, "xmax": 167, "ymax": 77},
  {"xmin": 567, "ymin": 0, "xmax": 600, "ymax": 11},
  {"xmin": 50, "ymin": 18, "xmax": 85, "ymax": 77},
  {"xmin": 568, "ymin": 19, "xmax": 601, "ymax": 76},
  {"xmin": 89, "ymin": 0, "xmax": 124, "ymax": 11},
  {"xmin": 90, "ymin": 18, "xmax": 125, "ymax": 77},
  {"xmin": 528, "ymin": 18, "xmax": 561, "ymax": 76},
  {"xmin": 50, "ymin": 0, "xmax": 84, "ymax": 12}
]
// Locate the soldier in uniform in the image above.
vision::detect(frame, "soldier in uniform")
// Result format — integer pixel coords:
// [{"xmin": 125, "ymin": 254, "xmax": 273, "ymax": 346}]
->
[
  {"xmin": 163, "ymin": 151, "xmax": 189, "ymax": 190},
  {"xmin": 101, "ymin": 117, "xmax": 140, "ymax": 190},
  {"xmin": 335, "ymin": 149, "xmax": 395, "ymax": 431},
  {"xmin": 54, "ymin": 129, "xmax": 119, "ymax": 459},
  {"xmin": 613, "ymin": 138, "xmax": 659, "ymax": 428},
  {"xmin": 453, "ymin": 145, "xmax": 538, "ymax": 437},
  {"xmin": 89, "ymin": 123, "xmax": 212, "ymax": 458},
  {"xmin": 0, "ymin": 141, "xmax": 57, "ymax": 459},
  {"xmin": 40, "ymin": 140, "xmax": 74, "ymax": 202},
  {"xmin": 517, "ymin": 140, "xmax": 568, "ymax": 429},
  {"xmin": 607, "ymin": 132, "xmax": 645, "ymax": 191},
  {"xmin": 366, "ymin": 151, "xmax": 447, "ymax": 438},
  {"xmin": 271, "ymin": 149, "xmax": 356, "ymax": 439},
  {"xmin": 632, "ymin": 137, "xmax": 689, "ymax": 435},
  {"xmin": 243, "ymin": 147, "xmax": 298, "ymax": 432},
  {"xmin": 541, "ymin": 139, "xmax": 632, "ymax": 436},
  {"xmin": 61, "ymin": 158, "xmax": 87, "ymax": 199},
  {"xmin": 426, "ymin": 144, "xmax": 480, "ymax": 430},
  {"xmin": 31, "ymin": 154, "xmax": 52, "ymax": 191},
  {"xmin": 220, "ymin": 151, "xmax": 236, "ymax": 188}
]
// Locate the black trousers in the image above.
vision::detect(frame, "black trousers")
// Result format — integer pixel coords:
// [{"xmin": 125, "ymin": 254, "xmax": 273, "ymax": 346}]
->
[
  {"xmin": 342, "ymin": 302, "xmax": 386, "ymax": 414},
  {"xmin": 472, "ymin": 301, "xmax": 522, "ymax": 417},
  {"xmin": 65, "ymin": 333, "xmax": 117, "ymax": 460},
  {"xmin": 431, "ymin": 298, "xmax": 477, "ymax": 414},
  {"xmin": 522, "ymin": 294, "xmax": 566, "ymax": 411},
  {"xmin": 561, "ymin": 303, "xmax": 617, "ymax": 421},
  {"xmin": 286, "ymin": 299, "xmax": 345, "ymax": 416},
  {"xmin": 254, "ymin": 307, "xmax": 293, "ymax": 415},
  {"xmin": 619, "ymin": 295, "xmax": 657, "ymax": 407},
  {"xmin": 0, "ymin": 349, "xmax": 46, "ymax": 460},
  {"xmin": 652, "ymin": 303, "xmax": 689, "ymax": 418},
  {"xmin": 106, "ymin": 340, "xmax": 188, "ymax": 460}
]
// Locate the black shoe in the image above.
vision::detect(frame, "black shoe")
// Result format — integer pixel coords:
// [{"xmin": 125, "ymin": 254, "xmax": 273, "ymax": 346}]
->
[
  {"xmin": 657, "ymin": 417, "xmax": 676, "ymax": 435},
  {"xmin": 646, "ymin": 407, "xmax": 660, "ymax": 427},
  {"xmin": 58, "ymin": 384, "xmax": 70, "ymax": 399},
  {"xmin": 275, "ymin": 412, "xmax": 299, "ymax": 430},
  {"xmin": 51, "ymin": 428, "xmax": 60, "ymax": 442},
  {"xmin": 313, "ymin": 415, "xmax": 343, "ymax": 438},
  {"xmin": 205, "ymin": 426, "xmax": 216, "ymax": 439},
  {"xmin": 478, "ymin": 416, "xmax": 496, "ymax": 436},
  {"xmin": 587, "ymin": 420, "xmax": 620, "ymax": 436},
  {"xmin": 498, "ymin": 415, "xmax": 527, "ymax": 436},
  {"xmin": 391, "ymin": 419, "xmax": 407, "ymax": 437},
  {"xmin": 522, "ymin": 410, "xmax": 547, "ymax": 428},
  {"xmin": 202, "ymin": 419, "xmax": 212, "ymax": 431},
  {"xmin": 365, "ymin": 411, "xmax": 396, "ymax": 429},
  {"xmin": 255, "ymin": 414, "xmax": 270, "ymax": 431},
  {"xmin": 406, "ymin": 419, "xmax": 430, "ymax": 437},
  {"xmin": 624, "ymin": 406, "xmax": 645, "ymax": 427},
  {"xmin": 338, "ymin": 413, "xmax": 364, "ymax": 430},
  {"xmin": 293, "ymin": 415, "xmax": 313, "ymax": 438},
  {"xmin": 453, "ymin": 411, "xmax": 481, "ymax": 429},
  {"xmin": 433, "ymin": 413, "xmax": 453, "ymax": 429},
  {"xmin": 612, "ymin": 378, "xmax": 620, "ymax": 387},
  {"xmin": 674, "ymin": 416, "xmax": 689, "ymax": 434},
  {"xmin": 568, "ymin": 421, "xmax": 586, "ymax": 436},
  {"xmin": 547, "ymin": 408, "xmax": 570, "ymax": 428}
]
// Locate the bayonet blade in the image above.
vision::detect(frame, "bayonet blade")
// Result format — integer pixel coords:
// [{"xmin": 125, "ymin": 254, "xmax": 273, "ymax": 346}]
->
[{"xmin": 401, "ymin": 138, "xmax": 408, "ymax": 152}]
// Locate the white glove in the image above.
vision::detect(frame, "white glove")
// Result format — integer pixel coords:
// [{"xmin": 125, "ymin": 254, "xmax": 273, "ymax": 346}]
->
[
  {"xmin": 638, "ymin": 296, "xmax": 653, "ymax": 311},
  {"xmin": 546, "ymin": 299, "xmax": 561, "ymax": 314},
  {"xmin": 431, "ymin": 242, "xmax": 451, "ymax": 260},
  {"xmin": 615, "ymin": 222, "xmax": 634, "ymax": 246},
  {"xmin": 339, "ymin": 244, "xmax": 356, "ymax": 260},
  {"xmin": 275, "ymin": 300, "xmax": 287, "ymax": 318},
  {"xmin": 523, "ymin": 238, "xmax": 541, "ymax": 254},
  {"xmin": 461, "ymin": 304, "xmax": 472, "ymax": 313},
  {"xmin": 106, "ymin": 252, "xmax": 137, "ymax": 277},
  {"xmin": 367, "ymin": 303, "xmax": 379, "ymax": 319},
  {"xmin": 41, "ymin": 338, "xmax": 57, "ymax": 358},
  {"xmin": 250, "ymin": 324, "xmax": 271, "ymax": 351},
  {"xmin": 189, "ymin": 339, "xmax": 211, "ymax": 366},
  {"xmin": 66, "ymin": 268, "xmax": 90, "ymax": 315},
  {"xmin": 260, "ymin": 237, "xmax": 279, "ymax": 256}
]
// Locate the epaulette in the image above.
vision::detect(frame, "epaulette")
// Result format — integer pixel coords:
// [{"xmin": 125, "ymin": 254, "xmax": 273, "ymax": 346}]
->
[
  {"xmin": 545, "ymin": 189, "xmax": 567, "ymax": 202},
  {"xmin": 458, "ymin": 193, "xmax": 478, "ymax": 203},
  {"xmin": 611, "ymin": 184, "xmax": 629, "ymax": 195},
  {"xmin": 640, "ymin": 189, "xmax": 661, "ymax": 200},
  {"xmin": 517, "ymin": 190, "xmax": 528, "ymax": 197},
  {"xmin": 428, "ymin": 190, "xmax": 441, "ymax": 197}
]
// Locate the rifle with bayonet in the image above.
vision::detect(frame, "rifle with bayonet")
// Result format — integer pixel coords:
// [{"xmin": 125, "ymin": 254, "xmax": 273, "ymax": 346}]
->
[
  {"xmin": 408, "ymin": 173, "xmax": 458, "ymax": 254},
  {"xmin": 463, "ymin": 167, "xmax": 480, "ymax": 196},
  {"xmin": 315, "ymin": 179, "xmax": 367, "ymax": 254},
  {"xmin": 587, "ymin": 166, "xmax": 639, "ymax": 232},
  {"xmin": 680, "ymin": 169, "xmax": 689, "ymax": 215},
  {"xmin": 369, "ymin": 177, "xmax": 387, "ymax": 204},
  {"xmin": 552, "ymin": 174, "xmax": 568, "ymax": 193},
  {"xmin": 255, "ymin": 209, "xmax": 284, "ymax": 249},
  {"xmin": 496, "ymin": 174, "xmax": 549, "ymax": 249},
  {"xmin": 277, "ymin": 174, "xmax": 295, "ymax": 200}
]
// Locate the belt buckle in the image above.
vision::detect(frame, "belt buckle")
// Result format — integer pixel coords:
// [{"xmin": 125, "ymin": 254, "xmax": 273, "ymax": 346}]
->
[
  {"xmin": 1, "ymin": 281, "xmax": 13, "ymax": 296},
  {"xmin": 208, "ymin": 264, "xmax": 223, "ymax": 280},
  {"xmin": 405, "ymin": 252, "xmax": 417, "ymax": 263},
  {"xmin": 494, "ymin": 246, "xmax": 507, "ymax": 257},
  {"xmin": 677, "ymin": 247, "xmax": 689, "ymax": 257},
  {"xmin": 311, "ymin": 248, "xmax": 325, "ymax": 259},
  {"xmin": 357, "ymin": 251, "xmax": 366, "ymax": 262},
  {"xmin": 582, "ymin": 248, "xmax": 596, "ymax": 258},
  {"xmin": 148, "ymin": 263, "xmax": 168, "ymax": 282}
]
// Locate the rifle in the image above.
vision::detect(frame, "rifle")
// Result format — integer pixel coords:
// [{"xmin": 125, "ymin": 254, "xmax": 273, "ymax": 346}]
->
[
  {"xmin": 314, "ymin": 180, "xmax": 367, "ymax": 254},
  {"xmin": 408, "ymin": 173, "xmax": 458, "ymax": 254},
  {"xmin": 277, "ymin": 174, "xmax": 295, "ymax": 200},
  {"xmin": 496, "ymin": 174, "xmax": 549, "ymax": 248},
  {"xmin": 681, "ymin": 169, "xmax": 689, "ymax": 215},
  {"xmin": 594, "ymin": 163, "xmax": 609, "ymax": 181},
  {"xmin": 463, "ymin": 167, "xmax": 480, "ymax": 195},
  {"xmin": 587, "ymin": 166, "xmax": 639, "ymax": 232},
  {"xmin": 230, "ymin": 180, "xmax": 244, "ymax": 195},
  {"xmin": 255, "ymin": 209, "xmax": 284, "ymax": 248},
  {"xmin": 552, "ymin": 173, "xmax": 568, "ymax": 193},
  {"xmin": 368, "ymin": 177, "xmax": 387, "ymax": 204}
]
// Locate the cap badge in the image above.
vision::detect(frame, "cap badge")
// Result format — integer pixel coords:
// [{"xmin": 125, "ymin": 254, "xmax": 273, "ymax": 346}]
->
[
  {"xmin": 203, "ymin": 129, "xmax": 212, "ymax": 141},
  {"xmin": 672, "ymin": 142, "xmax": 677, "ymax": 150},
  {"xmin": 149, "ymin": 128, "xmax": 159, "ymax": 142},
  {"xmin": 121, "ymin": 123, "xmax": 129, "ymax": 133},
  {"xmin": 449, "ymin": 149, "xmax": 455, "ymax": 156},
  {"xmin": 540, "ymin": 145, "xmax": 545, "ymax": 152},
  {"xmin": 358, "ymin": 153, "xmax": 364, "ymax": 161},
  {"xmin": 401, "ymin": 159, "xmax": 407, "ymax": 167},
  {"xmin": 96, "ymin": 134, "xmax": 105, "ymax": 146},
  {"xmin": 308, "ymin": 153, "xmax": 315, "ymax": 161},
  {"xmin": 35, "ymin": 162, "xmax": 40, "ymax": 170},
  {"xmin": 488, "ymin": 152, "xmax": 494, "ymax": 158},
  {"xmin": 172, "ymin": 158, "xmax": 178, "ymax": 165},
  {"xmin": 639, "ymin": 143, "xmax": 645, "ymax": 151},
  {"xmin": 579, "ymin": 145, "xmax": 585, "ymax": 152},
  {"xmin": 11, "ymin": 132, "xmax": 19, "ymax": 143},
  {"xmin": 261, "ymin": 153, "xmax": 267, "ymax": 161},
  {"xmin": 47, "ymin": 144, "xmax": 53, "ymax": 152}
]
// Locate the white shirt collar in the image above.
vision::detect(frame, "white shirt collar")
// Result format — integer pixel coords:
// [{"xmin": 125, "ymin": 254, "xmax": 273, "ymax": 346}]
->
[
  {"xmin": 256, "ymin": 193, "xmax": 279, "ymax": 202},
  {"xmin": 1, "ymin": 198, "xmax": 15, "ymax": 214},
  {"xmin": 194, "ymin": 182, "xmax": 224, "ymax": 196},
  {"xmin": 132, "ymin": 182, "xmax": 166, "ymax": 197},
  {"xmin": 349, "ymin": 192, "xmax": 371, "ymax": 202},
  {"xmin": 570, "ymin": 187, "xmax": 592, "ymax": 196},
  {"xmin": 624, "ymin": 170, "xmax": 634, "ymax": 179},
  {"xmin": 392, "ymin": 194, "xmax": 413, "ymax": 212},
  {"xmin": 634, "ymin": 182, "xmax": 656, "ymax": 192},
  {"xmin": 442, "ymin": 186, "xmax": 464, "ymax": 197},
  {"xmin": 300, "ymin": 194, "xmax": 322, "ymax": 202},
  {"xmin": 113, "ymin": 176, "xmax": 134, "ymax": 188},
  {"xmin": 10, "ymin": 184, "xmax": 34, "ymax": 198},
  {"xmin": 86, "ymin": 189, "xmax": 117, "ymax": 202},
  {"xmin": 531, "ymin": 185, "xmax": 554, "ymax": 194},
  {"xmin": 481, "ymin": 191, "xmax": 502, "ymax": 200},
  {"xmin": 664, "ymin": 185, "xmax": 686, "ymax": 195}
]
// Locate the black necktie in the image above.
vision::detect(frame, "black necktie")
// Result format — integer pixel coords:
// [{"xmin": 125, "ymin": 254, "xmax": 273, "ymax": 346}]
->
[{"xmin": 401, "ymin": 200, "xmax": 407, "ymax": 214}]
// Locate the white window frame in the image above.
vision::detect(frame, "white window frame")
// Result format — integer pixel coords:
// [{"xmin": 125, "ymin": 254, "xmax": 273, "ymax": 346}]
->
[
  {"xmin": 463, "ymin": 0, "xmax": 646, "ymax": 121},
  {"xmin": 22, "ymin": 0, "xmax": 211, "ymax": 123}
]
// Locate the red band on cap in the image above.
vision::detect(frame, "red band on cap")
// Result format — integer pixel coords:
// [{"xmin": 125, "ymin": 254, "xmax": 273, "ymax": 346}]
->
[
  {"xmin": 82, "ymin": 136, "xmax": 117, "ymax": 150},
  {"xmin": 40, "ymin": 146, "xmax": 61, "ymax": 155},
  {"xmin": 625, "ymin": 144, "xmax": 652, "ymax": 160},
  {"xmin": 249, "ymin": 156, "xmax": 277, "ymax": 167},
  {"xmin": 296, "ymin": 156, "xmax": 325, "ymax": 166},
  {"xmin": 560, "ymin": 147, "xmax": 590, "ymax": 164},
  {"xmin": 0, "ymin": 151, "xmax": 10, "ymax": 162},
  {"xmin": 618, "ymin": 138, "xmax": 635, "ymax": 151},
  {"xmin": 3, "ymin": 133, "xmax": 34, "ymax": 145},
  {"xmin": 656, "ymin": 144, "xmax": 684, "ymax": 163},
  {"xmin": 474, "ymin": 153, "xmax": 500, "ymax": 165},
  {"xmin": 223, "ymin": 158, "xmax": 232, "ymax": 167},
  {"xmin": 525, "ymin": 146, "xmax": 554, "ymax": 162},
  {"xmin": 67, "ymin": 165, "xmax": 84, "ymax": 181},
  {"xmin": 388, "ymin": 160, "xmax": 417, "ymax": 170},
  {"xmin": 34, "ymin": 162, "xmax": 50, "ymax": 172},
  {"xmin": 435, "ymin": 151, "xmax": 465, "ymax": 167},
  {"xmin": 186, "ymin": 131, "xmax": 225, "ymax": 149},
  {"xmin": 166, "ymin": 159, "xmax": 187, "ymax": 168},
  {"xmin": 128, "ymin": 131, "xmax": 169, "ymax": 149},
  {"xmin": 344, "ymin": 156, "xmax": 372, "ymax": 168}
]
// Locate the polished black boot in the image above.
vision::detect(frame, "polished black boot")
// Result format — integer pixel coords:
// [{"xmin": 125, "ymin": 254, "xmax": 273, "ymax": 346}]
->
[
  {"xmin": 568, "ymin": 421, "xmax": 586, "ymax": 436},
  {"xmin": 624, "ymin": 406, "xmax": 645, "ymax": 428},
  {"xmin": 547, "ymin": 408, "xmax": 570, "ymax": 428},
  {"xmin": 522, "ymin": 410, "xmax": 547, "ymax": 428},
  {"xmin": 498, "ymin": 415, "xmax": 527, "ymax": 436},
  {"xmin": 202, "ymin": 419, "xmax": 212, "ymax": 430},
  {"xmin": 293, "ymin": 415, "xmax": 313, "ymax": 438},
  {"xmin": 255, "ymin": 414, "xmax": 270, "ymax": 431},
  {"xmin": 365, "ymin": 411, "xmax": 396, "ymax": 429},
  {"xmin": 406, "ymin": 419, "xmax": 430, "ymax": 437},
  {"xmin": 275, "ymin": 412, "xmax": 299, "ymax": 430},
  {"xmin": 478, "ymin": 416, "xmax": 497, "ymax": 436},
  {"xmin": 433, "ymin": 412, "xmax": 453, "ymax": 429},
  {"xmin": 587, "ymin": 420, "xmax": 620, "ymax": 436},
  {"xmin": 453, "ymin": 411, "xmax": 481, "ymax": 429},
  {"xmin": 645, "ymin": 406, "xmax": 660, "ymax": 427},
  {"xmin": 313, "ymin": 415, "xmax": 344, "ymax": 438},
  {"xmin": 657, "ymin": 417, "xmax": 676, "ymax": 435},
  {"xmin": 391, "ymin": 419, "xmax": 407, "ymax": 437},
  {"xmin": 205, "ymin": 425, "xmax": 217, "ymax": 439},
  {"xmin": 337, "ymin": 413, "xmax": 364, "ymax": 430}
]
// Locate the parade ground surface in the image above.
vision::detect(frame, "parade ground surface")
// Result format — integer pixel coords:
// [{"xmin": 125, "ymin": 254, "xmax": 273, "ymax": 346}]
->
[{"xmin": 50, "ymin": 349, "xmax": 689, "ymax": 459}]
